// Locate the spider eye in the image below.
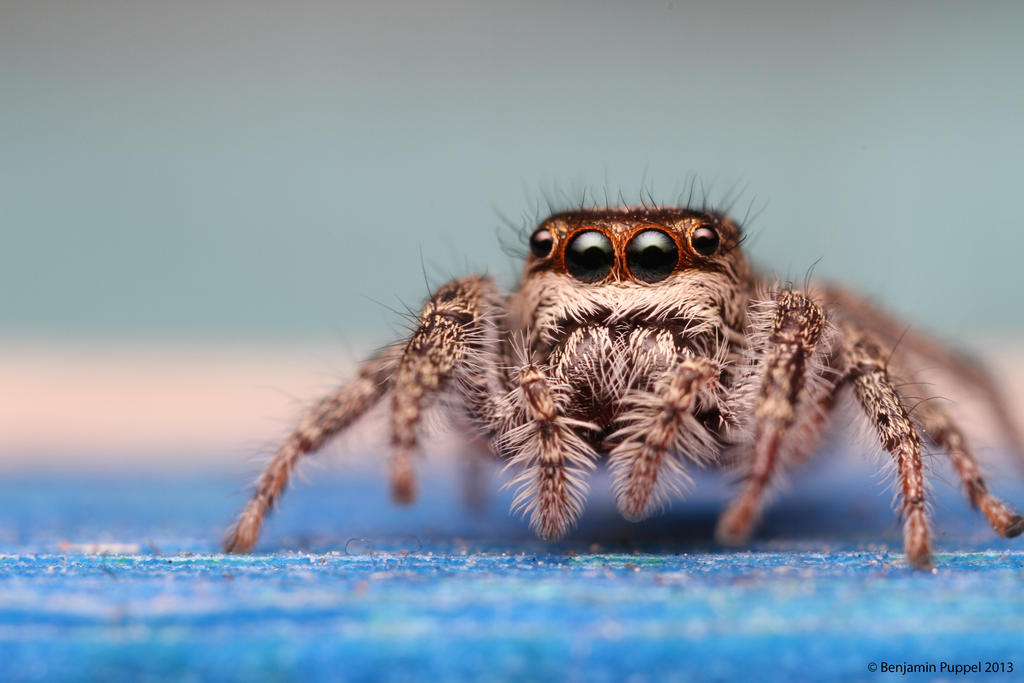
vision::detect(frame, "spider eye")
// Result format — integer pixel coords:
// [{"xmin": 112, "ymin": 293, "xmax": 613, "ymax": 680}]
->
[
  {"xmin": 529, "ymin": 228, "xmax": 554, "ymax": 258},
  {"xmin": 565, "ymin": 230, "xmax": 614, "ymax": 283},
  {"xmin": 690, "ymin": 226, "xmax": 720, "ymax": 256},
  {"xmin": 625, "ymin": 229, "xmax": 678, "ymax": 283}
]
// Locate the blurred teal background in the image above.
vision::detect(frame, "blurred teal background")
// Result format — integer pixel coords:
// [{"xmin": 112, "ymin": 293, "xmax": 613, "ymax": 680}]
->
[{"xmin": 2, "ymin": 0, "xmax": 1023, "ymax": 341}]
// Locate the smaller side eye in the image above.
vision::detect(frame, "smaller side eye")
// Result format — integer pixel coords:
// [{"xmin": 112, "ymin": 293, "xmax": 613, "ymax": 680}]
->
[
  {"xmin": 529, "ymin": 228, "xmax": 554, "ymax": 258},
  {"xmin": 690, "ymin": 226, "xmax": 720, "ymax": 256}
]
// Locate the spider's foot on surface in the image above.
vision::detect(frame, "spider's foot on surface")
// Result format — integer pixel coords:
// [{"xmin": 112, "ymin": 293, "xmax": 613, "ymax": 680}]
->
[
  {"xmin": 1004, "ymin": 515, "xmax": 1024, "ymax": 538},
  {"xmin": 904, "ymin": 511, "xmax": 933, "ymax": 570},
  {"xmin": 390, "ymin": 452, "xmax": 418, "ymax": 504},
  {"xmin": 713, "ymin": 502, "xmax": 756, "ymax": 546},
  {"xmin": 223, "ymin": 523, "xmax": 256, "ymax": 554},
  {"xmin": 906, "ymin": 553, "xmax": 934, "ymax": 571},
  {"xmin": 713, "ymin": 527, "xmax": 751, "ymax": 548}
]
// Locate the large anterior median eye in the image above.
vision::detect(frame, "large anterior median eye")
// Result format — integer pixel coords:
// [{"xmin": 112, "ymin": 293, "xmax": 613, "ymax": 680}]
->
[
  {"xmin": 625, "ymin": 229, "xmax": 678, "ymax": 283},
  {"xmin": 565, "ymin": 230, "xmax": 614, "ymax": 282}
]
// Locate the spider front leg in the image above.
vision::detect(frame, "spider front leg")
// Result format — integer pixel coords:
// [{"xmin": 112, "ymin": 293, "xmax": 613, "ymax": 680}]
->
[
  {"xmin": 609, "ymin": 349, "xmax": 719, "ymax": 521},
  {"xmin": 841, "ymin": 323, "xmax": 933, "ymax": 569},
  {"xmin": 502, "ymin": 362, "xmax": 598, "ymax": 540},
  {"xmin": 224, "ymin": 344, "xmax": 399, "ymax": 553},
  {"xmin": 716, "ymin": 290, "xmax": 831, "ymax": 545}
]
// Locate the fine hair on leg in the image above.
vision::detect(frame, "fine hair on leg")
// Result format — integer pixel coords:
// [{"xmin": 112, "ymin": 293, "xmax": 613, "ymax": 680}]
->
[
  {"xmin": 388, "ymin": 275, "xmax": 505, "ymax": 503},
  {"xmin": 224, "ymin": 275, "xmax": 507, "ymax": 553},
  {"xmin": 609, "ymin": 357, "xmax": 719, "ymax": 521},
  {"xmin": 910, "ymin": 397, "xmax": 1024, "ymax": 538},
  {"xmin": 823, "ymin": 284, "xmax": 1024, "ymax": 461},
  {"xmin": 223, "ymin": 346, "xmax": 399, "ymax": 553},
  {"xmin": 500, "ymin": 362, "xmax": 598, "ymax": 540},
  {"xmin": 716, "ymin": 289, "xmax": 834, "ymax": 544},
  {"xmin": 841, "ymin": 323, "xmax": 933, "ymax": 570}
]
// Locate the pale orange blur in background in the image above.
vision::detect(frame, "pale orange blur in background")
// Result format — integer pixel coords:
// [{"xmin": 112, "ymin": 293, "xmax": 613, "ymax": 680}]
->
[
  {"xmin": 3, "ymin": 341, "xmax": 1023, "ymax": 470},
  {"xmin": 0, "ymin": 342, "xmax": 371, "ymax": 467}
]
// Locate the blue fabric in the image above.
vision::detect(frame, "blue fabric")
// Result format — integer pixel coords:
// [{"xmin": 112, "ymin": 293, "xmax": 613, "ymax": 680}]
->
[{"xmin": 1, "ymin": 451, "xmax": 1022, "ymax": 682}]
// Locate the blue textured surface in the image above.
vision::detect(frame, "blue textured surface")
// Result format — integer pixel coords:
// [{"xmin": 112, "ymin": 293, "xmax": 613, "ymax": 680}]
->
[{"xmin": 1, "ymin": 451, "xmax": 1022, "ymax": 682}]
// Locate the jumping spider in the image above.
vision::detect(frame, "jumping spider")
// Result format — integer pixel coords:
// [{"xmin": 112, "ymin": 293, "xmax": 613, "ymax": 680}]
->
[{"xmin": 225, "ymin": 205, "xmax": 1024, "ymax": 569}]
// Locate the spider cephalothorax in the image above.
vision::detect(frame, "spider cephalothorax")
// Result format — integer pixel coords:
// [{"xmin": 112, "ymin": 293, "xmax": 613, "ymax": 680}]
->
[{"xmin": 225, "ymin": 205, "xmax": 1024, "ymax": 570}]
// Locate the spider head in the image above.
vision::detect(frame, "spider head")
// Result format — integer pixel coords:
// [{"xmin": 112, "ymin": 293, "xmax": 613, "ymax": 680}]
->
[
  {"xmin": 523, "ymin": 206, "xmax": 744, "ymax": 285},
  {"xmin": 514, "ymin": 207, "xmax": 751, "ymax": 346}
]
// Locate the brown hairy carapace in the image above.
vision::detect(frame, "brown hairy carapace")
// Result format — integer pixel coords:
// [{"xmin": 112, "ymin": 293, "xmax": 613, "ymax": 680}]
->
[{"xmin": 224, "ymin": 205, "xmax": 1024, "ymax": 570}]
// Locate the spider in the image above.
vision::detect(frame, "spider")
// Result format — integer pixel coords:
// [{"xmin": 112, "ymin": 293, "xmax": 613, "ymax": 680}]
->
[{"xmin": 224, "ymin": 204, "xmax": 1023, "ymax": 569}]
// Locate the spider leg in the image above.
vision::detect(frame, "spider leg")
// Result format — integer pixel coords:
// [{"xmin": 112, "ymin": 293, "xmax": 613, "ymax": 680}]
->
[
  {"xmin": 716, "ymin": 290, "xmax": 830, "ymax": 545},
  {"xmin": 823, "ymin": 284, "xmax": 1024, "ymax": 461},
  {"xmin": 841, "ymin": 323, "xmax": 933, "ymax": 569},
  {"xmin": 912, "ymin": 399, "xmax": 1024, "ymax": 538},
  {"xmin": 224, "ymin": 275, "xmax": 505, "ymax": 553},
  {"xmin": 223, "ymin": 345, "xmax": 399, "ymax": 553},
  {"xmin": 502, "ymin": 363, "xmax": 598, "ymax": 540},
  {"xmin": 389, "ymin": 275, "xmax": 505, "ymax": 502},
  {"xmin": 609, "ymin": 355, "xmax": 718, "ymax": 521}
]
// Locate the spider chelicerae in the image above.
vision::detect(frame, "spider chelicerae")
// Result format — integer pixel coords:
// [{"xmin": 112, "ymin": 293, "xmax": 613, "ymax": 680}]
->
[{"xmin": 224, "ymin": 204, "xmax": 1023, "ymax": 569}]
